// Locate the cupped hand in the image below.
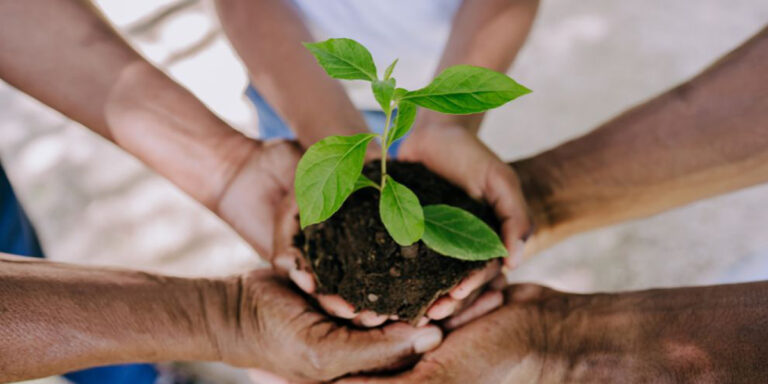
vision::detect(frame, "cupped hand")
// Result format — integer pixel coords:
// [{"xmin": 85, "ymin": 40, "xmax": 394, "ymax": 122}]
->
[
  {"xmin": 268, "ymin": 123, "xmax": 533, "ymax": 326},
  {"xmin": 214, "ymin": 139, "xmax": 302, "ymax": 258},
  {"xmin": 335, "ymin": 284, "xmax": 574, "ymax": 384},
  {"xmin": 220, "ymin": 270, "xmax": 444, "ymax": 383},
  {"xmin": 397, "ymin": 123, "xmax": 533, "ymax": 322}
]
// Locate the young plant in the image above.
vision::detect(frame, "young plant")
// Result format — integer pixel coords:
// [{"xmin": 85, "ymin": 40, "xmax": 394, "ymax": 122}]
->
[{"xmin": 295, "ymin": 38, "xmax": 530, "ymax": 261}]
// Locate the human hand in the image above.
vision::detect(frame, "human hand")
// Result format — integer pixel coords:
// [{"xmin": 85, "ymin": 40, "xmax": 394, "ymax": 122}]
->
[
  {"xmin": 338, "ymin": 281, "xmax": 768, "ymax": 383},
  {"xmin": 214, "ymin": 139, "xmax": 302, "ymax": 258},
  {"xmin": 214, "ymin": 269, "xmax": 444, "ymax": 383},
  {"xmin": 268, "ymin": 122, "xmax": 532, "ymax": 326},
  {"xmin": 334, "ymin": 284, "xmax": 567, "ymax": 384},
  {"xmin": 397, "ymin": 122, "xmax": 533, "ymax": 322}
]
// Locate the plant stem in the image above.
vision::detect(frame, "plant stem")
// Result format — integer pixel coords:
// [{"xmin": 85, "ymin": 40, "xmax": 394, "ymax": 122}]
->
[{"xmin": 380, "ymin": 104, "xmax": 394, "ymax": 187}]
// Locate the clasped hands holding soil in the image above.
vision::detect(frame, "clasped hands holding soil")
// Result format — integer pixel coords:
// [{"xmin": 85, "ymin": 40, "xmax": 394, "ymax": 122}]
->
[{"xmin": 268, "ymin": 38, "xmax": 533, "ymax": 329}]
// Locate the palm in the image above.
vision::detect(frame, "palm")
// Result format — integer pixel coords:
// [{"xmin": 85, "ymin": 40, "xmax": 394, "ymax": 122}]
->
[{"xmin": 215, "ymin": 140, "xmax": 301, "ymax": 258}]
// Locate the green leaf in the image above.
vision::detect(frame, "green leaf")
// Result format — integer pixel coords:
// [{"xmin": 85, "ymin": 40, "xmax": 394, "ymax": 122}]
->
[
  {"xmin": 379, "ymin": 177, "xmax": 424, "ymax": 246},
  {"xmin": 393, "ymin": 87, "xmax": 408, "ymax": 101},
  {"xmin": 353, "ymin": 174, "xmax": 379, "ymax": 192},
  {"xmin": 372, "ymin": 78, "xmax": 395, "ymax": 113},
  {"xmin": 402, "ymin": 65, "xmax": 531, "ymax": 114},
  {"xmin": 384, "ymin": 58, "xmax": 398, "ymax": 79},
  {"xmin": 387, "ymin": 101, "xmax": 416, "ymax": 146},
  {"xmin": 303, "ymin": 38, "xmax": 377, "ymax": 81},
  {"xmin": 295, "ymin": 133, "xmax": 377, "ymax": 228},
  {"xmin": 422, "ymin": 204, "xmax": 507, "ymax": 261}
]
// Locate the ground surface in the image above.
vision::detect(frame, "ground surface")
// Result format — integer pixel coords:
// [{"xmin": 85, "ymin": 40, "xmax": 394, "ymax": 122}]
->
[{"xmin": 4, "ymin": 1, "xmax": 767, "ymax": 383}]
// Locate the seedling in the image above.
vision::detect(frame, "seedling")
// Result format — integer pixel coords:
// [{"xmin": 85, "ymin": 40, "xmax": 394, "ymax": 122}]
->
[{"xmin": 295, "ymin": 38, "xmax": 530, "ymax": 261}]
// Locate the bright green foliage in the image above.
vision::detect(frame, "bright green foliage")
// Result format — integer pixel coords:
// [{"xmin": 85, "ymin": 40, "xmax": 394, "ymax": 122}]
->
[
  {"xmin": 296, "ymin": 38, "xmax": 530, "ymax": 260},
  {"xmin": 379, "ymin": 177, "xmax": 424, "ymax": 245},
  {"xmin": 387, "ymin": 101, "xmax": 416, "ymax": 146},
  {"xmin": 353, "ymin": 174, "xmax": 379, "ymax": 192},
  {"xmin": 372, "ymin": 78, "xmax": 395, "ymax": 114},
  {"xmin": 421, "ymin": 205, "xmax": 507, "ymax": 261},
  {"xmin": 303, "ymin": 38, "xmax": 377, "ymax": 81},
  {"xmin": 403, "ymin": 65, "xmax": 531, "ymax": 114},
  {"xmin": 383, "ymin": 58, "xmax": 398, "ymax": 80},
  {"xmin": 295, "ymin": 133, "xmax": 377, "ymax": 228}
]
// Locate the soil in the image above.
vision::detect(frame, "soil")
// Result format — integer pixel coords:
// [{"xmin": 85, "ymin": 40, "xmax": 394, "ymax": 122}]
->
[{"xmin": 295, "ymin": 161, "xmax": 499, "ymax": 322}]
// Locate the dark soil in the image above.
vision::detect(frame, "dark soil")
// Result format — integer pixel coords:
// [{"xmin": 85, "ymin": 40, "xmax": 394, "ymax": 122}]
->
[{"xmin": 295, "ymin": 161, "xmax": 499, "ymax": 322}]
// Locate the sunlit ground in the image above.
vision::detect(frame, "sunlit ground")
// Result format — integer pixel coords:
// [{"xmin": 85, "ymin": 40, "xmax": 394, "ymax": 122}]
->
[{"xmin": 3, "ymin": 0, "xmax": 767, "ymax": 382}]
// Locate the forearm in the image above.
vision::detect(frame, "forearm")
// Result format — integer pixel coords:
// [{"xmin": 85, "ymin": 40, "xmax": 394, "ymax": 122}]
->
[
  {"xmin": 0, "ymin": 254, "xmax": 233, "ymax": 382},
  {"xmin": 215, "ymin": 0, "xmax": 368, "ymax": 148},
  {"xmin": 555, "ymin": 282, "xmax": 768, "ymax": 382},
  {"xmin": 0, "ymin": 0, "xmax": 255, "ymax": 209},
  {"xmin": 414, "ymin": 0, "xmax": 539, "ymax": 133},
  {"xmin": 515, "ymin": 27, "xmax": 768, "ymax": 251}
]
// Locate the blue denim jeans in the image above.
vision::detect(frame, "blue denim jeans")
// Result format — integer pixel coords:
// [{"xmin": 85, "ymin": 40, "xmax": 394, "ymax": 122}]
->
[{"xmin": 245, "ymin": 85, "xmax": 406, "ymax": 156}]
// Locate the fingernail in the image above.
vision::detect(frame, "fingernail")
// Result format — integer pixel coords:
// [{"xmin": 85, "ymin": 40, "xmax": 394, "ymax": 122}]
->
[
  {"xmin": 318, "ymin": 295, "xmax": 356, "ymax": 319},
  {"xmin": 451, "ymin": 284, "xmax": 472, "ymax": 300},
  {"xmin": 428, "ymin": 300, "xmax": 457, "ymax": 320},
  {"xmin": 274, "ymin": 255, "xmax": 295, "ymax": 271},
  {"xmin": 289, "ymin": 269, "xmax": 315, "ymax": 293},
  {"xmin": 361, "ymin": 312, "xmax": 388, "ymax": 327},
  {"xmin": 413, "ymin": 327, "xmax": 443, "ymax": 353},
  {"xmin": 417, "ymin": 317, "xmax": 429, "ymax": 327}
]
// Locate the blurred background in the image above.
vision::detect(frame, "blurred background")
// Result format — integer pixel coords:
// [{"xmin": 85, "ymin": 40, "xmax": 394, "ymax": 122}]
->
[{"xmin": 4, "ymin": 0, "xmax": 766, "ymax": 383}]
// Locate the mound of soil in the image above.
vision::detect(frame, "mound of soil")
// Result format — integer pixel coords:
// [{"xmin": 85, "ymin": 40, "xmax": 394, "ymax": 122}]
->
[{"xmin": 295, "ymin": 161, "xmax": 499, "ymax": 322}]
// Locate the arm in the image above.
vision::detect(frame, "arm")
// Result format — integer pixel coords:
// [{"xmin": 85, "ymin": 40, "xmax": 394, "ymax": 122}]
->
[
  {"xmin": 214, "ymin": 0, "xmax": 370, "ymax": 148},
  {"xmin": 0, "ymin": 254, "xmax": 441, "ymax": 382},
  {"xmin": 515, "ymin": 26, "xmax": 768, "ymax": 253},
  {"xmin": 412, "ymin": 0, "xmax": 539, "ymax": 134},
  {"xmin": 0, "ymin": 0, "xmax": 298, "ymax": 256},
  {"xmin": 0, "ymin": 253, "xmax": 221, "ymax": 381},
  {"xmin": 340, "ymin": 281, "xmax": 768, "ymax": 383}
]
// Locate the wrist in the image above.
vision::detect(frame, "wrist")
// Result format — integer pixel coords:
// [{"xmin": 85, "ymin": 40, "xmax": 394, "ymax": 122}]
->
[{"xmin": 105, "ymin": 61, "xmax": 261, "ymax": 209}]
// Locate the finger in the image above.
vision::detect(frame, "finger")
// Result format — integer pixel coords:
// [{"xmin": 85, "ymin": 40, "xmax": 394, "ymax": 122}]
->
[
  {"xmin": 503, "ymin": 238, "xmax": 527, "ymax": 270},
  {"xmin": 272, "ymin": 194, "xmax": 300, "ymax": 261},
  {"xmin": 317, "ymin": 294, "xmax": 357, "ymax": 319},
  {"xmin": 417, "ymin": 317, "xmax": 429, "ymax": 327},
  {"xmin": 248, "ymin": 368, "xmax": 291, "ymax": 384},
  {"xmin": 449, "ymin": 260, "xmax": 501, "ymax": 300},
  {"xmin": 325, "ymin": 323, "xmax": 443, "ymax": 376},
  {"xmin": 426, "ymin": 296, "xmax": 458, "ymax": 321},
  {"xmin": 443, "ymin": 290, "xmax": 504, "ymax": 330},
  {"xmin": 274, "ymin": 249, "xmax": 300, "ymax": 276},
  {"xmin": 490, "ymin": 275, "xmax": 508, "ymax": 291},
  {"xmin": 289, "ymin": 268, "xmax": 316, "ymax": 294},
  {"xmin": 484, "ymin": 164, "xmax": 532, "ymax": 265},
  {"xmin": 358, "ymin": 310, "xmax": 388, "ymax": 327}
]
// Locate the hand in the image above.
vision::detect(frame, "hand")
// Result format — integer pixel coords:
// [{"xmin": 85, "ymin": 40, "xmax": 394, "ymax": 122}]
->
[
  {"xmin": 216, "ymin": 270, "xmax": 444, "ymax": 383},
  {"xmin": 214, "ymin": 139, "xmax": 302, "ymax": 258},
  {"xmin": 269, "ymin": 123, "xmax": 533, "ymax": 326},
  {"xmin": 397, "ymin": 123, "xmax": 533, "ymax": 322},
  {"xmin": 339, "ymin": 282, "xmax": 768, "ymax": 383},
  {"xmin": 336, "ymin": 284, "xmax": 567, "ymax": 384}
]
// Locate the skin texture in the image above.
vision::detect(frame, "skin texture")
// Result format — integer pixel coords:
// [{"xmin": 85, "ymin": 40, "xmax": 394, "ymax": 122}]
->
[
  {"xmin": 337, "ymin": 282, "xmax": 768, "ymax": 383},
  {"xmin": 0, "ymin": 0, "xmax": 300, "ymax": 258},
  {"xmin": 215, "ymin": 0, "xmax": 540, "ymax": 325},
  {"xmin": 0, "ymin": 255, "xmax": 443, "ymax": 383},
  {"xmin": 340, "ymin": 23, "xmax": 768, "ymax": 384},
  {"xmin": 514, "ymin": 25, "xmax": 768, "ymax": 257}
]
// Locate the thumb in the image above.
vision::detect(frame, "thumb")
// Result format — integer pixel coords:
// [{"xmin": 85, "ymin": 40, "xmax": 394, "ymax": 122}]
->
[{"xmin": 320, "ymin": 323, "xmax": 442, "ymax": 377}]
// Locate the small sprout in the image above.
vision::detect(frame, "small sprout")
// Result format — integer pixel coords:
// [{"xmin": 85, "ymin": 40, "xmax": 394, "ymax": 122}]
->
[{"xmin": 296, "ymin": 38, "xmax": 530, "ymax": 261}]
